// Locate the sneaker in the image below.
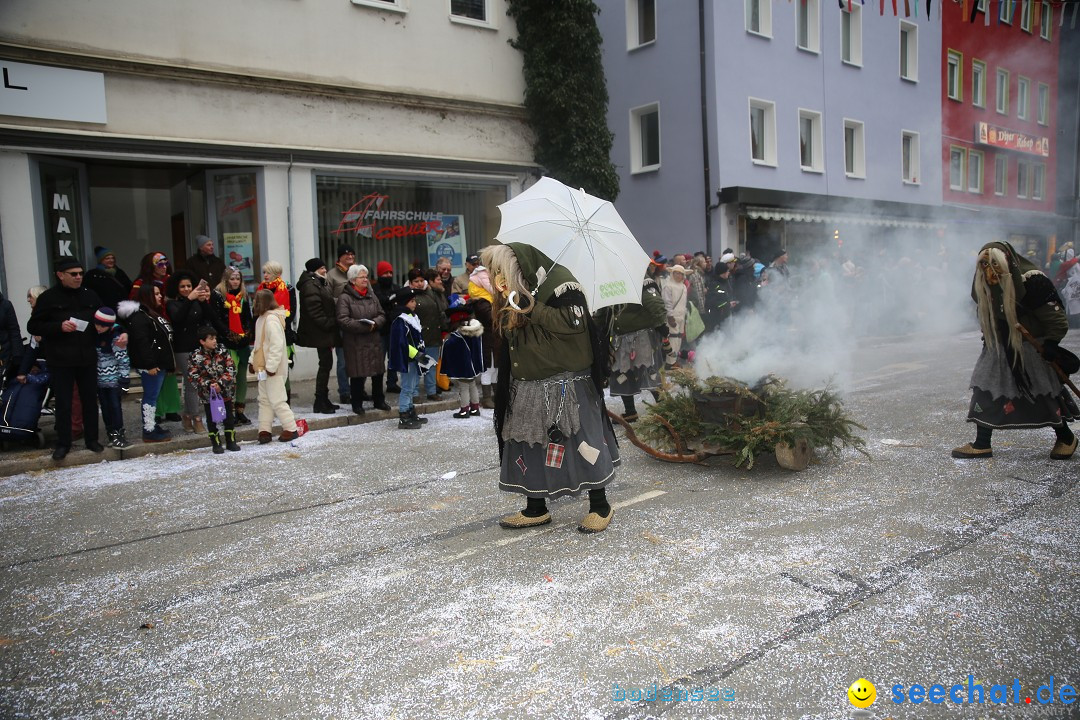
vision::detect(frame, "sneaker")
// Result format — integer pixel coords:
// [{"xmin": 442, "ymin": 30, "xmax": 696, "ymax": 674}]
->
[
  {"xmin": 278, "ymin": 430, "xmax": 298, "ymax": 442},
  {"xmin": 398, "ymin": 412, "xmax": 422, "ymax": 430},
  {"xmin": 234, "ymin": 412, "xmax": 252, "ymax": 426},
  {"xmin": 453, "ymin": 407, "xmax": 471, "ymax": 419}
]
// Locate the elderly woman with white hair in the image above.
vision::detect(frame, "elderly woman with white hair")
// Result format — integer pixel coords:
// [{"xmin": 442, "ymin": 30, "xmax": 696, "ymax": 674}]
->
[
  {"xmin": 257, "ymin": 260, "xmax": 297, "ymax": 400},
  {"xmin": 336, "ymin": 263, "xmax": 388, "ymax": 414}
]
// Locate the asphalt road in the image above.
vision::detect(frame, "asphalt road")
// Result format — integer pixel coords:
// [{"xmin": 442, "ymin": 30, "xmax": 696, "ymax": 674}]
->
[{"xmin": 1, "ymin": 330, "xmax": 1078, "ymax": 720}]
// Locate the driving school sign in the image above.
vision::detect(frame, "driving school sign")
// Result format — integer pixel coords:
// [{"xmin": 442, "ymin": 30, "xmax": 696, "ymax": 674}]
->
[{"xmin": 333, "ymin": 192, "xmax": 446, "ymax": 240}]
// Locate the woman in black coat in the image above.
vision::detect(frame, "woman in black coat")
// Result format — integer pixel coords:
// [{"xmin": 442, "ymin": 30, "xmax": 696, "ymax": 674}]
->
[
  {"xmin": 118, "ymin": 284, "xmax": 174, "ymax": 442},
  {"xmin": 166, "ymin": 270, "xmax": 214, "ymax": 433},
  {"xmin": 296, "ymin": 259, "xmax": 340, "ymax": 413}
]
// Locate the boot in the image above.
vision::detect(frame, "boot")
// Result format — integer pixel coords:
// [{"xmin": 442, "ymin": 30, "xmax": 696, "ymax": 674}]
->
[
  {"xmin": 192, "ymin": 416, "xmax": 206, "ymax": 434},
  {"xmin": 469, "ymin": 403, "xmax": 481, "ymax": 417},
  {"xmin": 371, "ymin": 376, "xmax": 391, "ymax": 412},
  {"xmin": 209, "ymin": 431, "xmax": 224, "ymax": 455},
  {"xmin": 408, "ymin": 407, "xmax": 429, "ymax": 424},
  {"xmin": 142, "ymin": 405, "xmax": 171, "ymax": 443},
  {"xmin": 398, "ymin": 411, "xmax": 422, "ymax": 430},
  {"xmin": 234, "ymin": 404, "xmax": 252, "ymax": 426},
  {"xmin": 181, "ymin": 414, "xmax": 195, "ymax": 433},
  {"xmin": 114, "ymin": 428, "xmax": 133, "ymax": 450},
  {"xmin": 453, "ymin": 407, "xmax": 471, "ymax": 419},
  {"xmin": 224, "ymin": 429, "xmax": 241, "ymax": 452},
  {"xmin": 313, "ymin": 395, "xmax": 337, "ymax": 414},
  {"xmin": 480, "ymin": 384, "xmax": 495, "ymax": 409}
]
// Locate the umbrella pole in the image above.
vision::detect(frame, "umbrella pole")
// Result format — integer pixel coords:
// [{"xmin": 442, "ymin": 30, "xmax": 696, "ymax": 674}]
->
[{"xmin": 1015, "ymin": 323, "xmax": 1080, "ymax": 399}]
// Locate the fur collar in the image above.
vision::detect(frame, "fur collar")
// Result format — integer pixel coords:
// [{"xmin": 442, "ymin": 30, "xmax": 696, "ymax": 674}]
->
[{"xmin": 457, "ymin": 318, "xmax": 483, "ymax": 337}]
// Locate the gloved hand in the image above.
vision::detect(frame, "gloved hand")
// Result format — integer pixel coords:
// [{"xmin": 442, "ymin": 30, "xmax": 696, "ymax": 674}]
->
[
  {"xmin": 1042, "ymin": 339, "xmax": 1059, "ymax": 363},
  {"xmin": 417, "ymin": 353, "xmax": 437, "ymax": 373}
]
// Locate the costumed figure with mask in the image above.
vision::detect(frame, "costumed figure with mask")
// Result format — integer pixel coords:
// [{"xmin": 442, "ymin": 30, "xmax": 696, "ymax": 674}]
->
[
  {"xmin": 952, "ymin": 241, "xmax": 1079, "ymax": 460},
  {"xmin": 482, "ymin": 243, "xmax": 620, "ymax": 533},
  {"xmin": 604, "ymin": 276, "xmax": 667, "ymax": 422}
]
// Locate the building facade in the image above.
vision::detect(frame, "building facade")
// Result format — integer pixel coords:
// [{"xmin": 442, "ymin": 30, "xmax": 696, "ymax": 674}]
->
[
  {"xmin": 0, "ymin": 0, "xmax": 534, "ymax": 377},
  {"xmin": 597, "ymin": 0, "xmax": 944, "ymax": 264},
  {"xmin": 941, "ymin": 0, "xmax": 1063, "ymax": 263}
]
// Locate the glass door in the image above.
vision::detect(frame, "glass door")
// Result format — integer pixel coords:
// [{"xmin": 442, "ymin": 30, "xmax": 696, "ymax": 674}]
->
[{"xmin": 207, "ymin": 168, "xmax": 263, "ymax": 288}]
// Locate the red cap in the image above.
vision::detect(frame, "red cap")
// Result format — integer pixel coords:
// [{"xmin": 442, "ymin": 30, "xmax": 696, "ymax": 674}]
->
[{"xmin": 376, "ymin": 261, "xmax": 393, "ymax": 276}]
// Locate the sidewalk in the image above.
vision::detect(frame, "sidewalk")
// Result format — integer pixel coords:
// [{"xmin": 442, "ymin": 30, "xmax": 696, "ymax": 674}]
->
[{"xmin": 0, "ymin": 376, "xmax": 460, "ymax": 478}]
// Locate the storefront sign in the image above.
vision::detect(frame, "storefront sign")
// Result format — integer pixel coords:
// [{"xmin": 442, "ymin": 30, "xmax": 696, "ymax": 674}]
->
[
  {"xmin": 334, "ymin": 192, "xmax": 449, "ymax": 241},
  {"xmin": 223, "ymin": 232, "xmax": 255, "ymax": 285},
  {"xmin": 427, "ymin": 215, "xmax": 466, "ymax": 273},
  {"xmin": 0, "ymin": 61, "xmax": 107, "ymax": 124},
  {"xmin": 975, "ymin": 122, "xmax": 1050, "ymax": 157},
  {"xmin": 39, "ymin": 163, "xmax": 84, "ymax": 270}
]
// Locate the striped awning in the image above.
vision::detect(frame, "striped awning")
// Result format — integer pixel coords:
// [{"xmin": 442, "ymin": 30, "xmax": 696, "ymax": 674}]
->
[{"xmin": 745, "ymin": 205, "xmax": 944, "ymax": 230}]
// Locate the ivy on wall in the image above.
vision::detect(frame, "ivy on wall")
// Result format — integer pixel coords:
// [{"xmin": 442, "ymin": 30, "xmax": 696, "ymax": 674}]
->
[{"xmin": 507, "ymin": 0, "xmax": 620, "ymax": 201}]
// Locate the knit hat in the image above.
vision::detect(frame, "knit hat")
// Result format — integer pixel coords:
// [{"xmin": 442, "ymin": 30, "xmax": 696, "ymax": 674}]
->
[
  {"xmin": 376, "ymin": 260, "xmax": 394, "ymax": 277},
  {"xmin": 94, "ymin": 307, "xmax": 116, "ymax": 326},
  {"xmin": 336, "ymin": 245, "xmax": 356, "ymax": 260},
  {"xmin": 772, "ymin": 249, "xmax": 788, "ymax": 263},
  {"xmin": 94, "ymin": 246, "xmax": 115, "ymax": 264},
  {"xmin": 466, "ymin": 254, "xmax": 481, "ymax": 266},
  {"xmin": 305, "ymin": 257, "xmax": 326, "ymax": 273},
  {"xmin": 720, "ymin": 252, "xmax": 736, "ymax": 265},
  {"xmin": 55, "ymin": 258, "xmax": 83, "ymax": 272}
]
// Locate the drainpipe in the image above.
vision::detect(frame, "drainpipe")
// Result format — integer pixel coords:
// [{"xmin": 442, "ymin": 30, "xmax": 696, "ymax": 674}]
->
[
  {"xmin": 287, "ymin": 155, "xmax": 295, "ymax": 283},
  {"xmin": 699, "ymin": 0, "xmax": 714, "ymax": 257}
]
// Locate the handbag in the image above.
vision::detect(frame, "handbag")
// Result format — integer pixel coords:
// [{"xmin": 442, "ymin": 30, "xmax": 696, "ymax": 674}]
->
[
  {"xmin": 209, "ymin": 386, "xmax": 226, "ymax": 424},
  {"xmin": 435, "ymin": 356, "xmax": 451, "ymax": 391},
  {"xmin": 685, "ymin": 303, "xmax": 706, "ymax": 342}
]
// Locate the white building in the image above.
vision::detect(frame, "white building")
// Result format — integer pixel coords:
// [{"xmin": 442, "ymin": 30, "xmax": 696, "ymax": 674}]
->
[{"xmin": 0, "ymin": 0, "xmax": 533, "ymax": 377}]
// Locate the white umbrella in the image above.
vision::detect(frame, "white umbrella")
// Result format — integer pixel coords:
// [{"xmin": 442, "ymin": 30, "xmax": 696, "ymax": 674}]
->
[{"xmin": 495, "ymin": 176, "xmax": 651, "ymax": 310}]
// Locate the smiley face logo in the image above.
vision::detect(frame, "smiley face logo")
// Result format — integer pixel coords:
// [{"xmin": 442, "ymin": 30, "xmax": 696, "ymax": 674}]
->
[{"xmin": 848, "ymin": 678, "xmax": 877, "ymax": 709}]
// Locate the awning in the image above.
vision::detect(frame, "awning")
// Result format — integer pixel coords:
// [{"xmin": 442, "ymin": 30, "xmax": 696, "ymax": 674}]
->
[{"xmin": 745, "ymin": 205, "xmax": 944, "ymax": 230}]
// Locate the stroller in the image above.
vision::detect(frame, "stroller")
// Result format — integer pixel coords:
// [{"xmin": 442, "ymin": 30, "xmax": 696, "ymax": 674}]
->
[{"xmin": 0, "ymin": 360, "xmax": 50, "ymax": 449}]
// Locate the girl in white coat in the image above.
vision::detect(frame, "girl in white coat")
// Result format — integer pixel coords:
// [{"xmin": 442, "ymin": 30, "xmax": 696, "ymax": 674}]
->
[
  {"xmin": 251, "ymin": 289, "xmax": 299, "ymax": 442},
  {"xmin": 662, "ymin": 265, "xmax": 689, "ymax": 364}
]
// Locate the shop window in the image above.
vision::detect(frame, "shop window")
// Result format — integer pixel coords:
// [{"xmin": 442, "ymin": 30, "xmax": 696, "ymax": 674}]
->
[
  {"xmin": 630, "ymin": 103, "xmax": 661, "ymax": 172},
  {"xmin": 949, "ymin": 146, "xmax": 967, "ymax": 191},
  {"xmin": 844, "ymin": 119, "xmax": 865, "ymax": 178},
  {"xmin": 901, "ymin": 131, "xmax": 919, "ymax": 184},
  {"xmin": 797, "ymin": 0, "xmax": 820, "ymax": 53},
  {"xmin": 841, "ymin": 3, "xmax": 862, "ymax": 66},
  {"xmin": 750, "ymin": 98, "xmax": 777, "ymax": 165},
  {"xmin": 799, "ymin": 109, "xmax": 823, "ymax": 172},
  {"xmin": 627, "ymin": 0, "xmax": 656, "ymax": 49},
  {"xmin": 994, "ymin": 155, "xmax": 1007, "ymax": 196},
  {"xmin": 901, "ymin": 24, "xmax": 919, "ymax": 82},
  {"xmin": 315, "ymin": 175, "xmax": 506, "ymax": 282},
  {"xmin": 746, "ymin": 0, "xmax": 771, "ymax": 37}
]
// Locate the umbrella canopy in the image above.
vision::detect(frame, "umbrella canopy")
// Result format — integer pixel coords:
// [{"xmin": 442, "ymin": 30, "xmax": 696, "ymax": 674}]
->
[{"xmin": 495, "ymin": 177, "xmax": 651, "ymax": 310}]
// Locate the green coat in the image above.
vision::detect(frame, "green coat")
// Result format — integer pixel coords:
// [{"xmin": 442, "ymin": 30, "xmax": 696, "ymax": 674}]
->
[{"xmin": 612, "ymin": 282, "xmax": 666, "ymax": 335}]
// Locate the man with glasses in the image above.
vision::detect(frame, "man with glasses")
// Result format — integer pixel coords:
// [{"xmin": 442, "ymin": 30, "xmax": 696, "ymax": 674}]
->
[{"xmin": 27, "ymin": 258, "xmax": 105, "ymax": 460}]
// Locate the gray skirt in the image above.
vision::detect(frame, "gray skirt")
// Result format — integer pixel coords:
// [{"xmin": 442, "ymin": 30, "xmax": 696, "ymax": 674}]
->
[
  {"xmin": 966, "ymin": 343, "xmax": 1079, "ymax": 429},
  {"xmin": 609, "ymin": 329, "xmax": 663, "ymax": 397},
  {"xmin": 499, "ymin": 375, "xmax": 620, "ymax": 499}
]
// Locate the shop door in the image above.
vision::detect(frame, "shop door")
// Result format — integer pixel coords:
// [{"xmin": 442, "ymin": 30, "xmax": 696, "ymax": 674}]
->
[{"xmin": 207, "ymin": 169, "xmax": 263, "ymax": 288}]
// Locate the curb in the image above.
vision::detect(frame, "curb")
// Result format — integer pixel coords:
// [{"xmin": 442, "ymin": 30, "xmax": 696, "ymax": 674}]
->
[{"xmin": 0, "ymin": 399, "xmax": 461, "ymax": 479}]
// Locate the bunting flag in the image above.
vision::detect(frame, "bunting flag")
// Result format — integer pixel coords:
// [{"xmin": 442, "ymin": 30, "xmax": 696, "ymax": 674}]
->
[
  {"xmin": 1072, "ymin": 1, "xmax": 1077, "ymax": 31},
  {"xmin": 985, "ymin": 0, "xmax": 991, "ymax": 25},
  {"xmin": 905, "ymin": 0, "xmax": 910, "ymax": 16},
  {"xmin": 1060, "ymin": 1, "xmax": 1066, "ymax": 28},
  {"xmin": 1009, "ymin": 0, "xmax": 1017, "ymax": 25},
  {"xmin": 914, "ymin": 0, "xmax": 918, "ymax": 17},
  {"xmin": 969, "ymin": 0, "xmax": 979, "ymax": 22},
  {"xmin": 962, "ymin": 0, "xmax": 968, "ymax": 21},
  {"xmin": 881, "ymin": 0, "xmax": 886, "ymax": 15},
  {"xmin": 927, "ymin": 0, "xmax": 932, "ymax": 19},
  {"xmin": 893, "ymin": 0, "xmax": 898, "ymax": 16}
]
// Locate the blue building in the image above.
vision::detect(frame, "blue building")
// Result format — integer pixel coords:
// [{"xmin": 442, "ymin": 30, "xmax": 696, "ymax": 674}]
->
[{"xmin": 596, "ymin": 0, "xmax": 944, "ymax": 263}]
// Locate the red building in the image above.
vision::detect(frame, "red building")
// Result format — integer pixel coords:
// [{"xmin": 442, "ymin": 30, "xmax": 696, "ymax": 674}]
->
[{"xmin": 942, "ymin": 0, "xmax": 1062, "ymax": 260}]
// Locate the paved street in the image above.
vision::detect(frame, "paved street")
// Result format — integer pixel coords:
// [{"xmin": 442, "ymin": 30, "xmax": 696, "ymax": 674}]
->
[{"xmin": 1, "ymin": 330, "xmax": 1078, "ymax": 719}]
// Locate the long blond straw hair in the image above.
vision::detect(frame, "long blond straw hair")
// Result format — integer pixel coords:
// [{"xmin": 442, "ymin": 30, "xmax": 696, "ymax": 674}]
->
[
  {"xmin": 480, "ymin": 244, "xmax": 534, "ymax": 334},
  {"xmin": 974, "ymin": 246, "xmax": 1023, "ymax": 369}
]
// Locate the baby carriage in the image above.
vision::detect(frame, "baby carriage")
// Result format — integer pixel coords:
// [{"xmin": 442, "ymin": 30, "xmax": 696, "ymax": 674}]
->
[{"xmin": 0, "ymin": 362, "xmax": 50, "ymax": 449}]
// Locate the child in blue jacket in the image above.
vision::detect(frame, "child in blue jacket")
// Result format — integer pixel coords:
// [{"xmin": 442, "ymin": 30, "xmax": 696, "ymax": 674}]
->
[
  {"xmin": 387, "ymin": 288, "xmax": 431, "ymax": 430},
  {"xmin": 93, "ymin": 307, "xmax": 131, "ymax": 449}
]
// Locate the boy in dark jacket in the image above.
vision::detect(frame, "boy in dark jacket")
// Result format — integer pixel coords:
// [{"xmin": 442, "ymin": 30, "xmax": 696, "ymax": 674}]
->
[
  {"xmin": 93, "ymin": 307, "xmax": 132, "ymax": 449},
  {"xmin": 186, "ymin": 326, "xmax": 241, "ymax": 453},
  {"xmin": 387, "ymin": 288, "xmax": 431, "ymax": 430}
]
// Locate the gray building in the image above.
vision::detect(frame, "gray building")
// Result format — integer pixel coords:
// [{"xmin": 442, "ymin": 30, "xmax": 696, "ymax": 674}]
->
[{"xmin": 597, "ymin": 0, "xmax": 943, "ymax": 264}]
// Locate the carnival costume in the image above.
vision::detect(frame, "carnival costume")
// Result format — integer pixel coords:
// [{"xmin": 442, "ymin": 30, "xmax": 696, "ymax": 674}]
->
[
  {"xmin": 952, "ymin": 241, "xmax": 1078, "ymax": 460},
  {"xmin": 607, "ymin": 276, "xmax": 667, "ymax": 421}
]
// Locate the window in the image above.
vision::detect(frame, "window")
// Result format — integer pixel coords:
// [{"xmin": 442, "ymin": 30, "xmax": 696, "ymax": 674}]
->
[
  {"xmin": 844, "ymin": 119, "xmax": 865, "ymax": 178},
  {"xmin": 968, "ymin": 150, "xmax": 984, "ymax": 193},
  {"xmin": 950, "ymin": 146, "xmax": 967, "ymax": 191},
  {"xmin": 994, "ymin": 155, "xmax": 1008, "ymax": 196},
  {"xmin": 972, "ymin": 60, "xmax": 986, "ymax": 108},
  {"xmin": 999, "ymin": 0, "xmax": 1013, "ymax": 23},
  {"xmin": 797, "ymin": 0, "xmax": 820, "ymax": 52},
  {"xmin": 749, "ymin": 98, "xmax": 777, "ymax": 165},
  {"xmin": 450, "ymin": 0, "xmax": 489, "ymax": 23},
  {"xmin": 799, "ymin": 109, "xmax": 823, "ymax": 172},
  {"xmin": 900, "ymin": 23, "xmax": 918, "ymax": 81},
  {"xmin": 1017, "ymin": 161, "xmax": 1029, "ymax": 198},
  {"xmin": 977, "ymin": 0, "xmax": 988, "ymax": 10},
  {"xmin": 946, "ymin": 50, "xmax": 962, "ymax": 100},
  {"xmin": 746, "ymin": 0, "xmax": 772, "ymax": 36},
  {"xmin": 1017, "ymin": 77, "xmax": 1030, "ymax": 120},
  {"xmin": 1032, "ymin": 163, "xmax": 1046, "ymax": 200},
  {"xmin": 1040, "ymin": 2, "xmax": 1052, "ymax": 40},
  {"xmin": 352, "ymin": 0, "xmax": 406, "ymax": 11},
  {"xmin": 841, "ymin": 3, "xmax": 862, "ymax": 65},
  {"xmin": 627, "ymin": 0, "xmax": 656, "ymax": 49},
  {"xmin": 996, "ymin": 69, "xmax": 1010, "ymax": 114},
  {"xmin": 901, "ymin": 131, "xmax": 920, "ymax": 184},
  {"xmin": 1020, "ymin": 0, "xmax": 1033, "ymax": 31},
  {"xmin": 630, "ymin": 103, "xmax": 661, "ymax": 172},
  {"xmin": 1037, "ymin": 83, "xmax": 1049, "ymax": 125}
]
